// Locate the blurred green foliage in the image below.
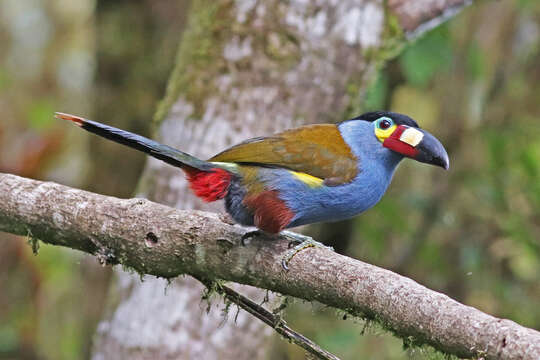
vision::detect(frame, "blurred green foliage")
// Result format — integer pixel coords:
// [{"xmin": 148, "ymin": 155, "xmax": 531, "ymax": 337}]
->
[
  {"xmin": 26, "ymin": 99, "xmax": 56, "ymax": 130},
  {"xmin": 0, "ymin": 67, "xmax": 9, "ymax": 91},
  {"xmin": 400, "ymin": 26, "xmax": 453, "ymax": 87},
  {"xmin": 363, "ymin": 72, "xmax": 389, "ymax": 111}
]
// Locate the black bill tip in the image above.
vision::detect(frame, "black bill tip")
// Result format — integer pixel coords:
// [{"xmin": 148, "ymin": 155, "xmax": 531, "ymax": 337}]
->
[
  {"xmin": 415, "ymin": 130, "xmax": 450, "ymax": 170},
  {"xmin": 434, "ymin": 150, "xmax": 450, "ymax": 170}
]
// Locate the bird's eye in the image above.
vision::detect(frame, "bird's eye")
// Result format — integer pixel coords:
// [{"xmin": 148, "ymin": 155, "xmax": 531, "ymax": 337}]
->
[{"xmin": 377, "ymin": 117, "xmax": 393, "ymax": 130}]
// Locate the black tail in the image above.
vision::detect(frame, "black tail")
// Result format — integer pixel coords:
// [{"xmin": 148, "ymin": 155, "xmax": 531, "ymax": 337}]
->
[{"xmin": 55, "ymin": 112, "xmax": 213, "ymax": 171}]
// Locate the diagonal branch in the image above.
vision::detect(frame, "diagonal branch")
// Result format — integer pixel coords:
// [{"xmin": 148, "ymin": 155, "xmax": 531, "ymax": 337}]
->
[
  {"xmin": 195, "ymin": 275, "xmax": 340, "ymax": 360},
  {"xmin": 1, "ymin": 172, "xmax": 539, "ymax": 360}
]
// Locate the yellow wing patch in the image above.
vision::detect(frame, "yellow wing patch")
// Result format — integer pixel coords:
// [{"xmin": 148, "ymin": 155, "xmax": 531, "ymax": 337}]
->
[{"xmin": 290, "ymin": 171, "xmax": 324, "ymax": 188}]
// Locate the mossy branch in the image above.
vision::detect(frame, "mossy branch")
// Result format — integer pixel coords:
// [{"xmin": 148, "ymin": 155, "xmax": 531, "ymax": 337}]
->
[
  {"xmin": 1, "ymin": 172, "xmax": 539, "ymax": 360},
  {"xmin": 195, "ymin": 275, "xmax": 339, "ymax": 360}
]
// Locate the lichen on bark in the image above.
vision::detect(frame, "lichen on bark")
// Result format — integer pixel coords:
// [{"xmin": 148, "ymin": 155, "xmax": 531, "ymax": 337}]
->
[{"xmin": 154, "ymin": 0, "xmax": 235, "ymax": 123}]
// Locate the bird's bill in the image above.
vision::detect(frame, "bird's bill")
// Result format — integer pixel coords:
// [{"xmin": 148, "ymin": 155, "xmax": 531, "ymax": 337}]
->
[{"xmin": 383, "ymin": 125, "xmax": 450, "ymax": 170}]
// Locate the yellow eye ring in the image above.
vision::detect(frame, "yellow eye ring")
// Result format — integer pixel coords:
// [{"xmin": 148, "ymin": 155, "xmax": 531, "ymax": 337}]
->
[{"xmin": 374, "ymin": 117, "xmax": 396, "ymax": 142}]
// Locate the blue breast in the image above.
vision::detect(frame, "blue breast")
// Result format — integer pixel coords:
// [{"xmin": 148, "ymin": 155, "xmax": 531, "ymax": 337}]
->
[{"xmin": 260, "ymin": 120, "xmax": 404, "ymax": 228}]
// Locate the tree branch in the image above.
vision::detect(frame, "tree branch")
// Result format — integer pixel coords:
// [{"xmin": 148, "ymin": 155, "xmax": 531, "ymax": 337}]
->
[
  {"xmin": 388, "ymin": 0, "xmax": 473, "ymax": 39},
  {"xmin": 1, "ymin": 172, "xmax": 539, "ymax": 360},
  {"xmin": 195, "ymin": 276, "xmax": 339, "ymax": 360}
]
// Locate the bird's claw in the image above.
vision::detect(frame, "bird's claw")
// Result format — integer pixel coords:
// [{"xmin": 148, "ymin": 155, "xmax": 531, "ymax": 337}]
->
[
  {"xmin": 240, "ymin": 230, "xmax": 333, "ymax": 270},
  {"xmin": 281, "ymin": 232, "xmax": 333, "ymax": 271},
  {"xmin": 287, "ymin": 240, "xmax": 301, "ymax": 248},
  {"xmin": 241, "ymin": 230, "xmax": 263, "ymax": 246},
  {"xmin": 282, "ymin": 230, "xmax": 311, "ymax": 248}
]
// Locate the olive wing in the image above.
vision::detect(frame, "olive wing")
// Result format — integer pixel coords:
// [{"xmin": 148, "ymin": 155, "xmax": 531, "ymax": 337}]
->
[{"xmin": 209, "ymin": 124, "xmax": 359, "ymax": 185}]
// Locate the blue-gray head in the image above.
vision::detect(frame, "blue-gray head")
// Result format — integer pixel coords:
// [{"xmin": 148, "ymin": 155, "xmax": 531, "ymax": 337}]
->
[{"xmin": 339, "ymin": 111, "xmax": 450, "ymax": 171}]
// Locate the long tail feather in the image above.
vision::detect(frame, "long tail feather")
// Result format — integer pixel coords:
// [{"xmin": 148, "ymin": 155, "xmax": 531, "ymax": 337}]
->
[{"xmin": 55, "ymin": 112, "xmax": 213, "ymax": 171}]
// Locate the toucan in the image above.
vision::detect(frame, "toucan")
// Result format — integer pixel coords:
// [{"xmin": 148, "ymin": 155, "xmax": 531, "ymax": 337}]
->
[{"xmin": 56, "ymin": 111, "xmax": 449, "ymax": 268}]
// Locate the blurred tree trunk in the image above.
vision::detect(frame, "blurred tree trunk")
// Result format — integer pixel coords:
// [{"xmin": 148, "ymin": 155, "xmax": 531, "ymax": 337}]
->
[
  {"xmin": 88, "ymin": 0, "xmax": 188, "ymax": 198},
  {"xmin": 92, "ymin": 0, "xmax": 472, "ymax": 359}
]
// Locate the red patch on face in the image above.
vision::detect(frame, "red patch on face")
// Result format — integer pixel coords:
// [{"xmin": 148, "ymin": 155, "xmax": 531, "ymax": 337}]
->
[
  {"xmin": 383, "ymin": 125, "xmax": 419, "ymax": 158},
  {"xmin": 185, "ymin": 167, "xmax": 231, "ymax": 202},
  {"xmin": 243, "ymin": 190, "xmax": 294, "ymax": 234}
]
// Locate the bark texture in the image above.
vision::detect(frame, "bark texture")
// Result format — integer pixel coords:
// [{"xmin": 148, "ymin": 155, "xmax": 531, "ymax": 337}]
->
[
  {"xmin": 88, "ymin": 0, "xmax": 472, "ymax": 358},
  {"xmin": 388, "ymin": 0, "xmax": 472, "ymax": 37},
  {"xmin": 1, "ymin": 172, "xmax": 539, "ymax": 360}
]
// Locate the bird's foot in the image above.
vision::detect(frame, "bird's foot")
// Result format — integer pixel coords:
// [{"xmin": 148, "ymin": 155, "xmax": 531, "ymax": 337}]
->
[
  {"xmin": 241, "ymin": 230, "xmax": 272, "ymax": 246},
  {"xmin": 281, "ymin": 231, "xmax": 334, "ymax": 271},
  {"xmin": 282, "ymin": 230, "xmax": 312, "ymax": 247}
]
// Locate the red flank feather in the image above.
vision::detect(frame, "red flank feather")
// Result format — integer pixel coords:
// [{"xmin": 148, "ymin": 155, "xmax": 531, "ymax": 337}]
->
[
  {"xmin": 244, "ymin": 190, "xmax": 294, "ymax": 234},
  {"xmin": 185, "ymin": 168, "xmax": 232, "ymax": 202}
]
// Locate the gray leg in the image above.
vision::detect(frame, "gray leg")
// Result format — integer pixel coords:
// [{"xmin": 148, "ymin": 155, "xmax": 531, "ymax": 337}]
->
[{"xmin": 281, "ymin": 231, "xmax": 334, "ymax": 270}]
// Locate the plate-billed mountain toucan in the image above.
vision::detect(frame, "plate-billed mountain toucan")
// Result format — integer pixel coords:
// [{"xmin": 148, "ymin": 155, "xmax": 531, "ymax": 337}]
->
[{"xmin": 56, "ymin": 111, "xmax": 449, "ymax": 268}]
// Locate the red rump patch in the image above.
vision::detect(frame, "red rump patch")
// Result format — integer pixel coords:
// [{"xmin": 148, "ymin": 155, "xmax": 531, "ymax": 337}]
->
[
  {"xmin": 184, "ymin": 168, "xmax": 232, "ymax": 202},
  {"xmin": 383, "ymin": 125, "xmax": 419, "ymax": 158},
  {"xmin": 243, "ymin": 190, "xmax": 294, "ymax": 234}
]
